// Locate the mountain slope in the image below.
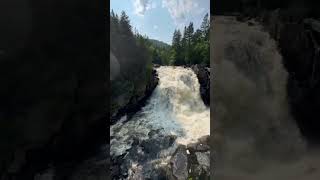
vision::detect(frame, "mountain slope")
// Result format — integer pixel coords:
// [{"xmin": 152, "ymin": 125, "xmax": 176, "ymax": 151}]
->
[{"xmin": 148, "ymin": 39, "xmax": 170, "ymax": 49}]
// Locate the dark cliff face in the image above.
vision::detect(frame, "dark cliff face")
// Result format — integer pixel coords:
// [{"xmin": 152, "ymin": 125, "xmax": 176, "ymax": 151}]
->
[
  {"xmin": 0, "ymin": 0, "xmax": 106, "ymax": 178},
  {"xmin": 191, "ymin": 65, "xmax": 210, "ymax": 106},
  {"xmin": 110, "ymin": 68, "xmax": 159, "ymax": 125}
]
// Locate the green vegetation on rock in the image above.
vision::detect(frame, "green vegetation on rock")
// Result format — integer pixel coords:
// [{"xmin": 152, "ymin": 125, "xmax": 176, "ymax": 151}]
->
[{"xmin": 110, "ymin": 10, "xmax": 155, "ymax": 117}]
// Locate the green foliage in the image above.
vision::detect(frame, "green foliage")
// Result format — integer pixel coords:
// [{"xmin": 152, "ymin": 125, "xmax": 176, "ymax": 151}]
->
[
  {"xmin": 171, "ymin": 14, "xmax": 210, "ymax": 66},
  {"xmin": 110, "ymin": 10, "xmax": 154, "ymax": 114},
  {"xmin": 137, "ymin": 38, "xmax": 171, "ymax": 66},
  {"xmin": 110, "ymin": 11, "xmax": 210, "ymax": 74}
]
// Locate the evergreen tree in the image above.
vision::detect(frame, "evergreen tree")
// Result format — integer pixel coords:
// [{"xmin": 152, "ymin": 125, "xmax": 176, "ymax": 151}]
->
[
  {"xmin": 119, "ymin": 11, "xmax": 132, "ymax": 37},
  {"xmin": 181, "ymin": 26, "xmax": 188, "ymax": 64},
  {"xmin": 186, "ymin": 22, "xmax": 194, "ymax": 45},
  {"xmin": 171, "ymin": 29, "xmax": 184, "ymax": 65},
  {"xmin": 185, "ymin": 22, "xmax": 194, "ymax": 64},
  {"xmin": 193, "ymin": 29, "xmax": 203, "ymax": 43},
  {"xmin": 200, "ymin": 13, "xmax": 210, "ymax": 39}
]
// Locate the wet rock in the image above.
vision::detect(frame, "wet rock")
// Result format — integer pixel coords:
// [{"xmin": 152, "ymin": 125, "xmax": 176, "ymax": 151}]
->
[
  {"xmin": 198, "ymin": 135, "xmax": 210, "ymax": 144},
  {"xmin": 148, "ymin": 129, "xmax": 162, "ymax": 138},
  {"xmin": 140, "ymin": 134, "xmax": 177, "ymax": 158},
  {"xmin": 169, "ymin": 136, "xmax": 211, "ymax": 180},
  {"xmin": 186, "ymin": 136, "xmax": 211, "ymax": 179},
  {"xmin": 191, "ymin": 64, "xmax": 210, "ymax": 106},
  {"xmin": 195, "ymin": 152, "xmax": 210, "ymax": 168},
  {"xmin": 187, "ymin": 143, "xmax": 210, "ymax": 153},
  {"xmin": 170, "ymin": 145, "xmax": 188, "ymax": 180},
  {"xmin": 187, "ymin": 136, "xmax": 210, "ymax": 153}
]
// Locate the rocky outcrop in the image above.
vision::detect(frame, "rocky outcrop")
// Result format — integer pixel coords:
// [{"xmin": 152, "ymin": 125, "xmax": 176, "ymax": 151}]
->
[
  {"xmin": 110, "ymin": 129, "xmax": 177, "ymax": 179},
  {"xmin": 168, "ymin": 136, "xmax": 210, "ymax": 180},
  {"xmin": 110, "ymin": 67, "xmax": 159, "ymax": 124},
  {"xmin": 191, "ymin": 65, "xmax": 210, "ymax": 106},
  {"xmin": 0, "ymin": 0, "xmax": 106, "ymax": 179}
]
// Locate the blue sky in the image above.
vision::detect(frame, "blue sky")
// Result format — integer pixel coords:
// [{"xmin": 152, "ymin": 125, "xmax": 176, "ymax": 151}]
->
[{"xmin": 110, "ymin": 0, "xmax": 210, "ymax": 45}]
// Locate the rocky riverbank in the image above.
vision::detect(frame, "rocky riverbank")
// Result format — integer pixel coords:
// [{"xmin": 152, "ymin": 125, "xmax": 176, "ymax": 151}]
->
[
  {"xmin": 110, "ymin": 67, "xmax": 159, "ymax": 125},
  {"xmin": 169, "ymin": 135, "xmax": 210, "ymax": 180},
  {"xmin": 111, "ymin": 134, "xmax": 210, "ymax": 180}
]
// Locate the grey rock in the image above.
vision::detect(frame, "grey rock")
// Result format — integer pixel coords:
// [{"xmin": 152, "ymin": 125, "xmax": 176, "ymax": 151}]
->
[
  {"xmin": 195, "ymin": 152, "xmax": 210, "ymax": 168},
  {"xmin": 170, "ymin": 146, "xmax": 188, "ymax": 180}
]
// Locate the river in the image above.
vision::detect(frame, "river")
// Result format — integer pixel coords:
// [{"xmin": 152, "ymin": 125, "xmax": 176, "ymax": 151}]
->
[{"xmin": 110, "ymin": 66, "xmax": 210, "ymax": 179}]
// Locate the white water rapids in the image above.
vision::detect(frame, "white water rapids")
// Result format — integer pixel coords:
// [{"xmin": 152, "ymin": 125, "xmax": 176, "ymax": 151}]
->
[{"xmin": 110, "ymin": 66, "xmax": 210, "ymax": 157}]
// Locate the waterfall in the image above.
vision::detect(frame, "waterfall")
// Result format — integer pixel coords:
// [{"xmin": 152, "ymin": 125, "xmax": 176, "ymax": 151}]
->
[{"xmin": 110, "ymin": 66, "xmax": 210, "ymax": 178}]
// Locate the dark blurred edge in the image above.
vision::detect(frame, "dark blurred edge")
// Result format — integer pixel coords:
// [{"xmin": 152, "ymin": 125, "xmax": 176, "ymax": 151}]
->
[{"xmin": 0, "ymin": 0, "xmax": 110, "ymax": 178}]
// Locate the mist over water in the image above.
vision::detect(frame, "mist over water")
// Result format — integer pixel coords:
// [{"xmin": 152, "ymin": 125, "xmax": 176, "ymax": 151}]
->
[
  {"xmin": 211, "ymin": 16, "xmax": 320, "ymax": 179},
  {"xmin": 111, "ymin": 66, "xmax": 210, "ymax": 178}
]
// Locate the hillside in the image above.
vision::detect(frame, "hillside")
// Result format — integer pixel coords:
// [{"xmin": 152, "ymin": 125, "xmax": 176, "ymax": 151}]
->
[{"xmin": 148, "ymin": 39, "xmax": 170, "ymax": 49}]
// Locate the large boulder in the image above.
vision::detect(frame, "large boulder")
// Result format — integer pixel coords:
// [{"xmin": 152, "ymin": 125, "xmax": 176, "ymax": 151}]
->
[{"xmin": 167, "ymin": 136, "xmax": 211, "ymax": 180}]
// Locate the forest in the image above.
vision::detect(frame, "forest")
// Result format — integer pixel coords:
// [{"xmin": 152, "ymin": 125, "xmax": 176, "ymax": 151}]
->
[
  {"xmin": 148, "ymin": 14, "xmax": 210, "ymax": 66},
  {"xmin": 110, "ymin": 10, "xmax": 210, "ymax": 67}
]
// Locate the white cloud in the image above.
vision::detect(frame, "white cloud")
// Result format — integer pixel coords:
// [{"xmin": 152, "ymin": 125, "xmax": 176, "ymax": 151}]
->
[
  {"xmin": 153, "ymin": 25, "xmax": 158, "ymax": 30},
  {"xmin": 162, "ymin": 0, "xmax": 193, "ymax": 19},
  {"xmin": 162, "ymin": 0, "xmax": 209, "ymax": 29},
  {"xmin": 133, "ymin": 0, "xmax": 156, "ymax": 16}
]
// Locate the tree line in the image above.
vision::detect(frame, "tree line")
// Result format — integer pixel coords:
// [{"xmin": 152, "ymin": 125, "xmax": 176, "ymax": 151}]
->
[
  {"xmin": 110, "ymin": 10, "xmax": 152, "ymax": 80},
  {"xmin": 110, "ymin": 10, "xmax": 210, "ymax": 70},
  {"xmin": 110, "ymin": 10, "xmax": 153, "ymax": 113},
  {"xmin": 149, "ymin": 13, "xmax": 210, "ymax": 67}
]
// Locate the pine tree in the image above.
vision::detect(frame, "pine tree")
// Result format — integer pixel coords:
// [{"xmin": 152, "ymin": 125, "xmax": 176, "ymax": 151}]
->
[
  {"xmin": 193, "ymin": 29, "xmax": 203, "ymax": 43},
  {"xmin": 181, "ymin": 26, "xmax": 187, "ymax": 63},
  {"xmin": 119, "ymin": 11, "xmax": 132, "ymax": 36},
  {"xmin": 200, "ymin": 13, "xmax": 210, "ymax": 39},
  {"xmin": 185, "ymin": 22, "xmax": 194, "ymax": 65},
  {"xmin": 186, "ymin": 22, "xmax": 194, "ymax": 45},
  {"xmin": 171, "ymin": 29, "xmax": 184, "ymax": 65}
]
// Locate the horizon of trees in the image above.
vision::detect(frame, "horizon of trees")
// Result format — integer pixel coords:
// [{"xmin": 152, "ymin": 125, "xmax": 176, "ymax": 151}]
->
[{"xmin": 110, "ymin": 10, "xmax": 210, "ymax": 67}]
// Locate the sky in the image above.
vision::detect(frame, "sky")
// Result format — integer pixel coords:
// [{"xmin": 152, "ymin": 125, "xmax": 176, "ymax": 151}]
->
[{"xmin": 110, "ymin": 0, "xmax": 210, "ymax": 45}]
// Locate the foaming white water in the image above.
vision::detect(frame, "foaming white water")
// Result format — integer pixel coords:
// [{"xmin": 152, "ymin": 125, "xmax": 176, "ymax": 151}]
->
[
  {"xmin": 110, "ymin": 66, "xmax": 210, "ymax": 156},
  {"xmin": 156, "ymin": 66, "xmax": 210, "ymax": 144}
]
